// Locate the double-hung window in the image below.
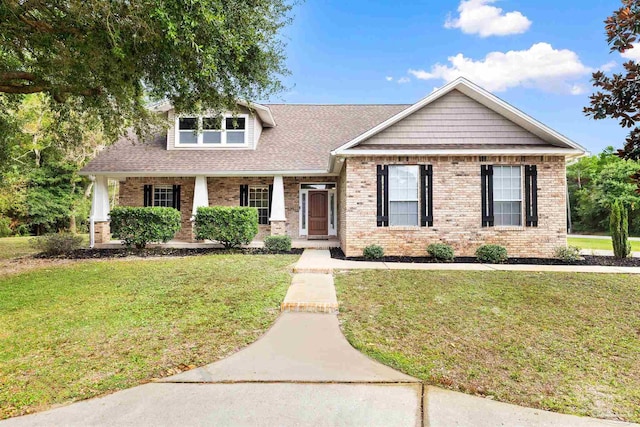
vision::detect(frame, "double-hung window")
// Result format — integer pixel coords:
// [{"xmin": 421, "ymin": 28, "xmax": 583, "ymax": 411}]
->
[
  {"xmin": 176, "ymin": 115, "xmax": 247, "ymax": 146},
  {"xmin": 493, "ymin": 166, "xmax": 522, "ymax": 226},
  {"xmin": 153, "ymin": 185, "xmax": 174, "ymax": 208},
  {"xmin": 388, "ymin": 165, "xmax": 419, "ymax": 226},
  {"xmin": 249, "ymin": 186, "xmax": 270, "ymax": 225}
]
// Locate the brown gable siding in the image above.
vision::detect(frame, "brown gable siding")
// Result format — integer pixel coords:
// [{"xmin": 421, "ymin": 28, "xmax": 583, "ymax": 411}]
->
[{"xmin": 360, "ymin": 90, "xmax": 548, "ymax": 146}]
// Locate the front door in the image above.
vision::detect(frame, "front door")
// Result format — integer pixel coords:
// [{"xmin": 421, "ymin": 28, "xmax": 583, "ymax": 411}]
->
[{"xmin": 308, "ymin": 191, "xmax": 328, "ymax": 236}]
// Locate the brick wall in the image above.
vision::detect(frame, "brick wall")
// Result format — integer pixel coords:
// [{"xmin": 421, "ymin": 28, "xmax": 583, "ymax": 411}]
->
[
  {"xmin": 341, "ymin": 155, "xmax": 567, "ymax": 258},
  {"xmin": 119, "ymin": 175, "xmax": 337, "ymax": 241},
  {"xmin": 119, "ymin": 177, "xmax": 196, "ymax": 241}
]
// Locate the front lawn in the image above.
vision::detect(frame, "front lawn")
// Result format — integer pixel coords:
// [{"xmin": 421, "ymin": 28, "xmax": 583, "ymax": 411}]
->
[
  {"xmin": 568, "ymin": 236, "xmax": 640, "ymax": 252},
  {"xmin": 0, "ymin": 235, "xmax": 89, "ymax": 260},
  {"xmin": 0, "ymin": 254, "xmax": 297, "ymax": 419},
  {"xmin": 335, "ymin": 270, "xmax": 640, "ymax": 422}
]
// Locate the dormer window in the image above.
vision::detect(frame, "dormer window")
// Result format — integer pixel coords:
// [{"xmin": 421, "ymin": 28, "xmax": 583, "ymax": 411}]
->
[{"xmin": 176, "ymin": 114, "xmax": 248, "ymax": 146}]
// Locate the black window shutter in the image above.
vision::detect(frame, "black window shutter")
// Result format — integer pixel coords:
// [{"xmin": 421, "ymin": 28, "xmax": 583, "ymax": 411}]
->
[
  {"xmin": 420, "ymin": 165, "xmax": 433, "ymax": 227},
  {"xmin": 268, "ymin": 184, "xmax": 273, "ymax": 219},
  {"xmin": 143, "ymin": 185, "xmax": 152, "ymax": 207},
  {"xmin": 525, "ymin": 165, "xmax": 538, "ymax": 227},
  {"xmin": 376, "ymin": 165, "xmax": 389, "ymax": 226},
  {"xmin": 172, "ymin": 185, "xmax": 181, "ymax": 211},
  {"xmin": 481, "ymin": 165, "xmax": 494, "ymax": 227},
  {"xmin": 240, "ymin": 185, "xmax": 249, "ymax": 206}
]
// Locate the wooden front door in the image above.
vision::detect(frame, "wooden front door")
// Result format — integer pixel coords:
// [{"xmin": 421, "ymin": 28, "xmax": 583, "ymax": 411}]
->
[{"xmin": 308, "ymin": 191, "xmax": 328, "ymax": 236}]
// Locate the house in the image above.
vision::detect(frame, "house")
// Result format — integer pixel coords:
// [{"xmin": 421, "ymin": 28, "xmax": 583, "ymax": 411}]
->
[{"xmin": 81, "ymin": 78, "xmax": 586, "ymax": 257}]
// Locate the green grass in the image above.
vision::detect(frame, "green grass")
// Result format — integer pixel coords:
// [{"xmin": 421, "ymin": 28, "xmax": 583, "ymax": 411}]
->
[
  {"xmin": 0, "ymin": 237, "xmax": 39, "ymax": 260},
  {"xmin": 568, "ymin": 236, "xmax": 640, "ymax": 252},
  {"xmin": 335, "ymin": 270, "xmax": 640, "ymax": 422},
  {"xmin": 0, "ymin": 254, "xmax": 298, "ymax": 419},
  {"xmin": 0, "ymin": 235, "xmax": 89, "ymax": 260}
]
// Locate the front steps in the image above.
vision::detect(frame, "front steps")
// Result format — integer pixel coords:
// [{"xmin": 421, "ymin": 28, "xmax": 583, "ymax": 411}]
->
[{"xmin": 281, "ymin": 273, "xmax": 338, "ymax": 314}]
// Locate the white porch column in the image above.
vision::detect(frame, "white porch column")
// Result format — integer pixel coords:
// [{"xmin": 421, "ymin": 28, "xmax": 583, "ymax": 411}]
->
[
  {"xmin": 269, "ymin": 175, "xmax": 286, "ymax": 235},
  {"xmin": 191, "ymin": 175, "xmax": 209, "ymax": 219},
  {"xmin": 90, "ymin": 175, "xmax": 111, "ymax": 244}
]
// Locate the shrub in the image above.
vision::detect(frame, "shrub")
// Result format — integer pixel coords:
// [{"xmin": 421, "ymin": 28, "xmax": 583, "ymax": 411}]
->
[
  {"xmin": 476, "ymin": 244, "xmax": 508, "ymax": 263},
  {"xmin": 14, "ymin": 224, "xmax": 30, "ymax": 237},
  {"xmin": 0, "ymin": 216, "xmax": 11, "ymax": 237},
  {"xmin": 610, "ymin": 200, "xmax": 631, "ymax": 259},
  {"xmin": 264, "ymin": 235, "xmax": 292, "ymax": 252},
  {"xmin": 554, "ymin": 245, "xmax": 583, "ymax": 262},
  {"xmin": 194, "ymin": 206, "xmax": 258, "ymax": 249},
  {"xmin": 30, "ymin": 232, "xmax": 84, "ymax": 255},
  {"xmin": 110, "ymin": 207, "xmax": 182, "ymax": 249},
  {"xmin": 427, "ymin": 243, "xmax": 455, "ymax": 262},
  {"xmin": 363, "ymin": 244, "xmax": 384, "ymax": 259}
]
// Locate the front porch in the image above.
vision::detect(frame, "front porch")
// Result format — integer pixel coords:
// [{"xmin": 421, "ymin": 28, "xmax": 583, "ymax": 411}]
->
[{"xmin": 89, "ymin": 174, "xmax": 340, "ymax": 247}]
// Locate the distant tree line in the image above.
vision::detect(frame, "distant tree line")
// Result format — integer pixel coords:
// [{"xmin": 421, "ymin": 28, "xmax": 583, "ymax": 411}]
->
[{"xmin": 567, "ymin": 147, "xmax": 640, "ymax": 235}]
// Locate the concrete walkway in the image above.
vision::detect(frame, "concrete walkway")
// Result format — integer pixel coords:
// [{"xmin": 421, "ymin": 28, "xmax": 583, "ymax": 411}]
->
[
  {"xmin": 2, "ymin": 254, "xmax": 638, "ymax": 426},
  {"xmin": 569, "ymin": 234, "xmax": 640, "ymax": 241},
  {"xmin": 295, "ymin": 248, "xmax": 640, "ymax": 274}
]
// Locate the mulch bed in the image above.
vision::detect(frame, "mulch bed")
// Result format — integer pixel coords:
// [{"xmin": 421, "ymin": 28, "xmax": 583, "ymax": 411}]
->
[
  {"xmin": 35, "ymin": 247, "xmax": 304, "ymax": 260},
  {"xmin": 330, "ymin": 248, "xmax": 640, "ymax": 267}
]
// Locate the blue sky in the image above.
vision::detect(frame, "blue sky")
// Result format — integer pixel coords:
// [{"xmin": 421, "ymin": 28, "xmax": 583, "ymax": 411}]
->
[{"xmin": 275, "ymin": 0, "xmax": 631, "ymax": 155}]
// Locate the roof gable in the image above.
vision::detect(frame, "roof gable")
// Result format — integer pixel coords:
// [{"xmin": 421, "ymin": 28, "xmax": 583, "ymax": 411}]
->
[{"xmin": 333, "ymin": 77, "xmax": 586, "ymax": 156}]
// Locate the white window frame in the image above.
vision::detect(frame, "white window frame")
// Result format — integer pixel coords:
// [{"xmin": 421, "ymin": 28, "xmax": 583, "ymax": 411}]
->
[
  {"xmin": 153, "ymin": 185, "xmax": 174, "ymax": 208},
  {"xmin": 175, "ymin": 114, "xmax": 249, "ymax": 147},
  {"xmin": 492, "ymin": 165, "xmax": 523, "ymax": 227},
  {"xmin": 388, "ymin": 165, "xmax": 420, "ymax": 227},
  {"xmin": 249, "ymin": 186, "xmax": 270, "ymax": 225},
  {"xmin": 298, "ymin": 183, "xmax": 337, "ymax": 237}
]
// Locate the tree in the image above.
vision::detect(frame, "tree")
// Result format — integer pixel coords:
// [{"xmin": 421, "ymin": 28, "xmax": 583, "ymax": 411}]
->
[
  {"xmin": 585, "ymin": 0, "xmax": 640, "ymax": 187},
  {"xmin": 567, "ymin": 147, "xmax": 640, "ymax": 234},
  {"xmin": 0, "ymin": 0, "xmax": 292, "ymax": 142},
  {"xmin": 610, "ymin": 200, "xmax": 631, "ymax": 258}
]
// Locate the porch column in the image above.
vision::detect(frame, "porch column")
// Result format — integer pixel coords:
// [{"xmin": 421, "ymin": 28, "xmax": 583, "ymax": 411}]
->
[
  {"xmin": 269, "ymin": 175, "xmax": 286, "ymax": 235},
  {"xmin": 192, "ymin": 176, "xmax": 209, "ymax": 219},
  {"xmin": 90, "ymin": 175, "xmax": 111, "ymax": 244}
]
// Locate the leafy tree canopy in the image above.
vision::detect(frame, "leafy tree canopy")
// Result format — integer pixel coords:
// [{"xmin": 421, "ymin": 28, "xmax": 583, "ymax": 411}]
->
[
  {"xmin": 585, "ymin": 0, "xmax": 640, "ymax": 186},
  {"xmin": 0, "ymin": 0, "xmax": 292, "ymax": 141}
]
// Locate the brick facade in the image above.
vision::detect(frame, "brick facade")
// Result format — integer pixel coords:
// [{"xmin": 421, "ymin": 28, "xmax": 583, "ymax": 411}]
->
[
  {"xmin": 115, "ymin": 156, "xmax": 566, "ymax": 258},
  {"xmin": 118, "ymin": 177, "xmax": 196, "ymax": 241},
  {"xmin": 339, "ymin": 155, "xmax": 567, "ymax": 258},
  {"xmin": 117, "ymin": 175, "xmax": 336, "ymax": 241}
]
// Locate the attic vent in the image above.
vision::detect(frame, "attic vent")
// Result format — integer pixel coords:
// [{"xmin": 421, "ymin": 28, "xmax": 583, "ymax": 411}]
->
[
  {"xmin": 520, "ymin": 156, "xmax": 526, "ymax": 162},
  {"xmin": 479, "ymin": 156, "xmax": 487, "ymax": 162}
]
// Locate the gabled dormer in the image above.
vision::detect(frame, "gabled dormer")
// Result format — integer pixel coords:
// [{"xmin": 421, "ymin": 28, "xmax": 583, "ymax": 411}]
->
[{"xmin": 154, "ymin": 101, "xmax": 275, "ymax": 151}]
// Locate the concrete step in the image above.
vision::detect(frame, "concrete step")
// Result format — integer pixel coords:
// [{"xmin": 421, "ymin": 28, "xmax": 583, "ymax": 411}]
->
[{"xmin": 281, "ymin": 273, "xmax": 338, "ymax": 314}]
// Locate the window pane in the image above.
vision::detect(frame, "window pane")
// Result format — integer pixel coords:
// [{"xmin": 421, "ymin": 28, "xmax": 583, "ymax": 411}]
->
[
  {"xmin": 153, "ymin": 186, "xmax": 174, "ymax": 208},
  {"xmin": 301, "ymin": 193, "xmax": 306, "ymax": 230},
  {"xmin": 227, "ymin": 131, "xmax": 245, "ymax": 144},
  {"xmin": 249, "ymin": 187, "xmax": 269, "ymax": 225},
  {"xmin": 226, "ymin": 117, "xmax": 246, "ymax": 130},
  {"xmin": 389, "ymin": 165, "xmax": 419, "ymax": 201},
  {"xmin": 389, "ymin": 201, "xmax": 419, "ymax": 226},
  {"xmin": 494, "ymin": 201, "xmax": 522, "ymax": 226},
  {"xmin": 179, "ymin": 118, "xmax": 197, "ymax": 130},
  {"xmin": 203, "ymin": 117, "xmax": 222, "ymax": 130},
  {"xmin": 203, "ymin": 131, "xmax": 221, "ymax": 144},
  {"xmin": 179, "ymin": 130, "xmax": 197, "ymax": 144}
]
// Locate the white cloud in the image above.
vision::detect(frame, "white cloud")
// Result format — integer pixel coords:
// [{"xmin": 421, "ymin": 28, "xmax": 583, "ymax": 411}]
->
[
  {"xmin": 397, "ymin": 77, "xmax": 411, "ymax": 84},
  {"xmin": 600, "ymin": 61, "xmax": 617, "ymax": 72},
  {"xmin": 620, "ymin": 46, "xmax": 640, "ymax": 61},
  {"xmin": 445, "ymin": 0, "xmax": 532, "ymax": 37},
  {"xmin": 408, "ymin": 42, "xmax": 592, "ymax": 95},
  {"xmin": 385, "ymin": 76, "xmax": 394, "ymax": 81}
]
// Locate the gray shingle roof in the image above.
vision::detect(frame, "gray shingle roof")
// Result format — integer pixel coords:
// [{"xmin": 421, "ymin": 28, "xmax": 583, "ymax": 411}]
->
[{"xmin": 81, "ymin": 104, "xmax": 409, "ymax": 175}]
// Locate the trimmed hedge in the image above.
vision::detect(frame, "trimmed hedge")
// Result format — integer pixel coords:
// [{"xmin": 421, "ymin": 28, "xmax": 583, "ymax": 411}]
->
[
  {"xmin": 30, "ymin": 232, "xmax": 84, "ymax": 255},
  {"xmin": 194, "ymin": 206, "xmax": 258, "ymax": 249},
  {"xmin": 363, "ymin": 244, "xmax": 384, "ymax": 259},
  {"xmin": 110, "ymin": 207, "xmax": 182, "ymax": 249},
  {"xmin": 554, "ymin": 245, "xmax": 582, "ymax": 262},
  {"xmin": 264, "ymin": 235, "xmax": 292, "ymax": 252},
  {"xmin": 475, "ymin": 244, "xmax": 508, "ymax": 264},
  {"xmin": 427, "ymin": 243, "xmax": 455, "ymax": 262}
]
